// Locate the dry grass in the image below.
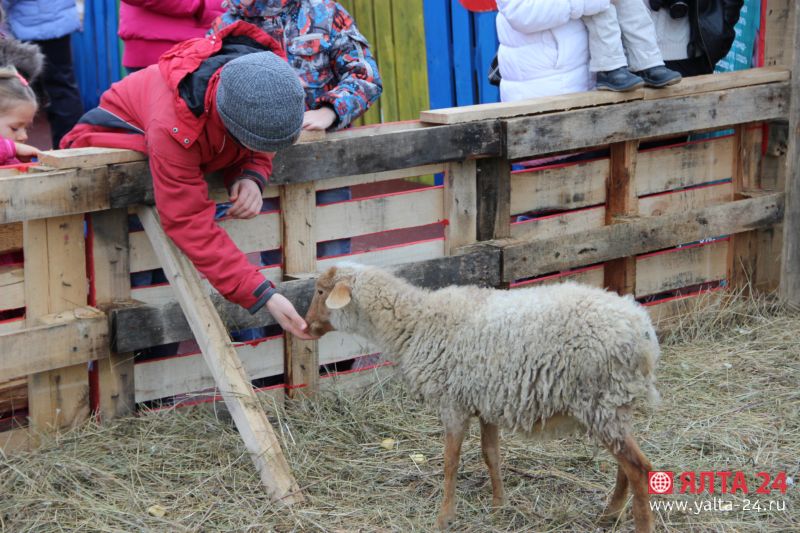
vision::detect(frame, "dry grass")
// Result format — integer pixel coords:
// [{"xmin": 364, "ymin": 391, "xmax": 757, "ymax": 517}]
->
[{"xmin": 1, "ymin": 292, "xmax": 798, "ymax": 532}]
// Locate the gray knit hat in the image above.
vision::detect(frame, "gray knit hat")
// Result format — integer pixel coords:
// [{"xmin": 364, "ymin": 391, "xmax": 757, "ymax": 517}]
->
[{"xmin": 216, "ymin": 52, "xmax": 305, "ymax": 152}]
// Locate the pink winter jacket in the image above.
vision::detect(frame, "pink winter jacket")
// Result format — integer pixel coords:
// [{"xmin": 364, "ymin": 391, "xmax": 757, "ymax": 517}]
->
[
  {"xmin": 119, "ymin": 0, "xmax": 225, "ymax": 69},
  {"xmin": 0, "ymin": 138, "xmax": 19, "ymax": 166}
]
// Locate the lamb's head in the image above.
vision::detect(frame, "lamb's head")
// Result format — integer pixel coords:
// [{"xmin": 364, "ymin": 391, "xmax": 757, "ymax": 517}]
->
[{"xmin": 305, "ymin": 264, "xmax": 361, "ymax": 338}]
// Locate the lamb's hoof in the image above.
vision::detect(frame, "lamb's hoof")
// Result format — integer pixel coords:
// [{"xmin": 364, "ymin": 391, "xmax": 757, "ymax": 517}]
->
[{"xmin": 435, "ymin": 510, "xmax": 454, "ymax": 530}]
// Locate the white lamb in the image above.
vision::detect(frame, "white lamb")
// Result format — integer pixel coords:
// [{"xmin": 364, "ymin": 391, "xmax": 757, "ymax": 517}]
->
[{"xmin": 305, "ymin": 263, "xmax": 661, "ymax": 532}]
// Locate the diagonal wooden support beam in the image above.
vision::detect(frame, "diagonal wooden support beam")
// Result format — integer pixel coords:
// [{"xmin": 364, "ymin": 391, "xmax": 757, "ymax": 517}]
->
[{"xmin": 136, "ymin": 206, "xmax": 303, "ymax": 504}]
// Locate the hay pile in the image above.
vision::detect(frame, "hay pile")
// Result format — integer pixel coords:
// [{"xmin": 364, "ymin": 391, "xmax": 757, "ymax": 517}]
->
[{"xmin": 1, "ymin": 293, "xmax": 798, "ymax": 532}]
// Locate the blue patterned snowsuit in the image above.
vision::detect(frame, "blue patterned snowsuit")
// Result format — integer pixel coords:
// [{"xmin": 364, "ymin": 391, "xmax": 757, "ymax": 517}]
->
[{"xmin": 213, "ymin": 0, "xmax": 382, "ymax": 130}]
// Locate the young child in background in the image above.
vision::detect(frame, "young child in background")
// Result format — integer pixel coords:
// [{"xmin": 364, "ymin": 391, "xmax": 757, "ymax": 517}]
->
[
  {"xmin": 61, "ymin": 22, "xmax": 316, "ymax": 339},
  {"xmin": 583, "ymin": 0, "xmax": 682, "ymax": 91},
  {"xmin": 0, "ymin": 37, "xmax": 43, "ymax": 165},
  {"xmin": 213, "ymin": 0, "xmax": 383, "ymax": 258}
]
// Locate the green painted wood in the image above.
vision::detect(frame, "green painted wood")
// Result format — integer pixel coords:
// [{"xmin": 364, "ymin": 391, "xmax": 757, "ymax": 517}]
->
[
  {"xmin": 373, "ymin": 0, "xmax": 400, "ymax": 123},
  {"xmin": 392, "ymin": 0, "xmax": 430, "ymax": 121},
  {"xmin": 352, "ymin": 0, "xmax": 382, "ymax": 126}
]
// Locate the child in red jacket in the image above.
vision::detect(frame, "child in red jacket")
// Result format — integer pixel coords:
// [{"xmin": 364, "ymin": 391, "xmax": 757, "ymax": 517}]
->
[{"xmin": 61, "ymin": 22, "xmax": 314, "ymax": 339}]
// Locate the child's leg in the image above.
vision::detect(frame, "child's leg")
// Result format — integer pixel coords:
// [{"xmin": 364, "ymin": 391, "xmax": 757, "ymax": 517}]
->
[
  {"xmin": 583, "ymin": 7, "xmax": 628, "ymax": 73},
  {"xmin": 614, "ymin": 0, "xmax": 664, "ymax": 72}
]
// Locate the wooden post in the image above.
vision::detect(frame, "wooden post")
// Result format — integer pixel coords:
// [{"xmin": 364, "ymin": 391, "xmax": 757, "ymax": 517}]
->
[
  {"xmin": 476, "ymin": 157, "xmax": 511, "ymax": 242},
  {"xmin": 780, "ymin": 1, "xmax": 800, "ymax": 305},
  {"xmin": 444, "ymin": 160, "xmax": 478, "ymax": 253},
  {"xmin": 91, "ymin": 209, "xmax": 135, "ymax": 419},
  {"xmin": 137, "ymin": 207, "xmax": 303, "ymax": 504},
  {"xmin": 604, "ymin": 141, "xmax": 640, "ymax": 295},
  {"xmin": 729, "ymin": 124, "xmax": 762, "ymax": 291},
  {"xmin": 24, "ymin": 215, "xmax": 91, "ymax": 431},
  {"xmin": 280, "ymin": 182, "xmax": 319, "ymax": 397}
]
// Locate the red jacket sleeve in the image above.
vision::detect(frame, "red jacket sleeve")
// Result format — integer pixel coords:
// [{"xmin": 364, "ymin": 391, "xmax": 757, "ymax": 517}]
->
[
  {"xmin": 0, "ymin": 138, "xmax": 16, "ymax": 165},
  {"xmin": 148, "ymin": 128, "xmax": 274, "ymax": 313},
  {"xmin": 223, "ymin": 149, "xmax": 272, "ymax": 192}
]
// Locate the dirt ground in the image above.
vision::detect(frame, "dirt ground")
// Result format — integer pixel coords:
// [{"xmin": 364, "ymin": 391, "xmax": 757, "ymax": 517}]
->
[{"xmin": 1, "ymin": 295, "xmax": 798, "ymax": 532}]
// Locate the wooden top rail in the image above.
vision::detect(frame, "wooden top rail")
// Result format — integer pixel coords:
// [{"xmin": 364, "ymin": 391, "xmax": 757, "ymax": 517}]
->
[{"xmin": 0, "ymin": 68, "xmax": 789, "ymax": 225}]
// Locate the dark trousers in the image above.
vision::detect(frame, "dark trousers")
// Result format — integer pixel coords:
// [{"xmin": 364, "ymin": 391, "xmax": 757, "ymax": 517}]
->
[{"xmin": 34, "ymin": 35, "xmax": 84, "ymax": 148}]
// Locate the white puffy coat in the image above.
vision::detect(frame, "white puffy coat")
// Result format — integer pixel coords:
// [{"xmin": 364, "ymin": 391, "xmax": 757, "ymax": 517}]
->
[{"xmin": 496, "ymin": 0, "xmax": 611, "ymax": 102}]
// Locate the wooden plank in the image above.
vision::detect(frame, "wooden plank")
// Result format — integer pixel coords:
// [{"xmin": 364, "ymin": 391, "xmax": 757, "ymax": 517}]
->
[
  {"xmin": 605, "ymin": 141, "xmax": 640, "ymax": 295},
  {"xmin": 765, "ymin": 0, "xmax": 794, "ymax": 67},
  {"xmin": 317, "ymin": 239, "xmax": 444, "ymax": 272},
  {"xmin": 645, "ymin": 290, "xmax": 724, "ymax": 328},
  {"xmin": 131, "ymin": 266, "xmax": 283, "ymax": 306},
  {"xmin": 135, "ymin": 338, "xmax": 285, "ymax": 403},
  {"xmin": 351, "ymin": 0, "xmax": 381, "ymax": 126},
  {"xmin": 374, "ymin": 0, "xmax": 399, "ymax": 123},
  {"xmin": 780, "ymin": 0, "xmax": 800, "ymax": 305},
  {"xmin": 0, "ymin": 264, "xmax": 24, "ymax": 310},
  {"xmin": 421, "ymin": 89, "xmax": 644, "ymax": 125},
  {"xmin": 280, "ymin": 182, "xmax": 318, "ymax": 397},
  {"xmin": 505, "ymin": 83, "xmax": 790, "ymax": 160},
  {"xmin": 0, "ymin": 222, "xmax": 22, "ymax": 252},
  {"xmin": 24, "ymin": 215, "xmax": 91, "ymax": 431},
  {"xmin": 420, "ymin": 69, "xmax": 788, "ymax": 125},
  {"xmin": 130, "ymin": 213, "xmax": 280, "ymax": 273},
  {"xmin": 730, "ymin": 125, "xmax": 763, "ymax": 290},
  {"xmin": 510, "ymin": 158, "xmax": 608, "ymax": 216},
  {"xmin": 91, "ymin": 209, "xmax": 135, "ymax": 420},
  {"xmin": 318, "ymin": 331, "xmax": 379, "ymax": 366},
  {"xmin": 502, "ymin": 194, "xmax": 784, "ymax": 282},
  {"xmin": 0, "ymin": 167, "xmax": 110, "ymax": 224},
  {"xmin": 636, "ymin": 240, "xmax": 729, "ymax": 298},
  {"xmin": 0, "ymin": 378, "xmax": 27, "ymax": 417},
  {"xmin": 476, "ymin": 156, "xmax": 512, "ymax": 241},
  {"xmin": 392, "ymin": 0, "xmax": 430, "ymax": 121},
  {"xmin": 511, "ymin": 206, "xmax": 606, "ymax": 241},
  {"xmin": 512, "ymin": 265, "xmax": 605, "ymax": 290},
  {"xmin": 320, "ymin": 164, "xmax": 445, "ymax": 193},
  {"xmin": 642, "ymin": 67, "xmax": 789, "ymax": 100},
  {"xmin": 0, "ymin": 318, "xmax": 24, "ymax": 335},
  {"xmin": 637, "ymin": 136, "xmax": 735, "ymax": 196},
  {"xmin": 0, "ymin": 307, "xmax": 108, "ymax": 382},
  {"xmin": 444, "ymin": 160, "xmax": 478, "ymax": 252},
  {"xmin": 38, "ymin": 147, "xmax": 146, "ymax": 169},
  {"xmin": 639, "ymin": 182, "xmax": 734, "ymax": 216},
  {"xmin": 271, "ymin": 120, "xmax": 502, "ymax": 184},
  {"xmin": 315, "ymin": 186, "xmax": 444, "ymax": 242},
  {"xmin": 137, "ymin": 206, "xmax": 302, "ymax": 503},
  {"xmin": 112, "ymin": 248, "xmax": 503, "ymax": 353}
]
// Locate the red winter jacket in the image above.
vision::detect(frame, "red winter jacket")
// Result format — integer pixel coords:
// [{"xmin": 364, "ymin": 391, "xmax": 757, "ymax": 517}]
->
[{"xmin": 61, "ymin": 22, "xmax": 284, "ymax": 313}]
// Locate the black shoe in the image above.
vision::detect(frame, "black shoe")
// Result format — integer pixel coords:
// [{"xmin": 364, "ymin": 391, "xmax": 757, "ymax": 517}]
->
[
  {"xmin": 595, "ymin": 67, "xmax": 645, "ymax": 92},
  {"xmin": 634, "ymin": 65, "xmax": 682, "ymax": 88}
]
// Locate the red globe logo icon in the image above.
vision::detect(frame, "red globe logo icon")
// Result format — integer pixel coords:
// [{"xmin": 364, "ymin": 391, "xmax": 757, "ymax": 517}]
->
[{"xmin": 648, "ymin": 471, "xmax": 674, "ymax": 494}]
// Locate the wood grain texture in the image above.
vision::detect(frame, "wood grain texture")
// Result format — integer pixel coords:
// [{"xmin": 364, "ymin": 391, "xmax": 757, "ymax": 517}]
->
[
  {"xmin": 39, "ymin": 147, "xmax": 146, "ymax": 169},
  {"xmin": 502, "ymin": 194, "xmax": 784, "ymax": 282},
  {"xmin": 505, "ymin": 83, "xmax": 789, "ymax": 160},
  {"xmin": 112, "ymin": 248, "xmax": 502, "ymax": 353},
  {"xmin": 780, "ymin": 0, "xmax": 800, "ymax": 304},
  {"xmin": 137, "ymin": 206, "xmax": 302, "ymax": 503}
]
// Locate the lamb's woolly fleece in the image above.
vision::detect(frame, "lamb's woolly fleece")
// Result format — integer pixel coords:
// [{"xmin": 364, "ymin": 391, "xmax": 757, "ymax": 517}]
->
[{"xmin": 326, "ymin": 264, "xmax": 660, "ymax": 448}]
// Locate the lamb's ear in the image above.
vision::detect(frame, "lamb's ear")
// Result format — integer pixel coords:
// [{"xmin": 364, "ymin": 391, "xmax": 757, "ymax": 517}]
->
[{"xmin": 326, "ymin": 281, "xmax": 352, "ymax": 309}]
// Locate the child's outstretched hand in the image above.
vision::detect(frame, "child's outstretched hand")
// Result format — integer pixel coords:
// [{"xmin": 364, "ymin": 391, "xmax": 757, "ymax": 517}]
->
[
  {"xmin": 266, "ymin": 293, "xmax": 319, "ymax": 340},
  {"xmin": 228, "ymin": 178, "xmax": 263, "ymax": 219},
  {"xmin": 14, "ymin": 142, "xmax": 41, "ymax": 162},
  {"xmin": 302, "ymin": 107, "xmax": 337, "ymax": 131}
]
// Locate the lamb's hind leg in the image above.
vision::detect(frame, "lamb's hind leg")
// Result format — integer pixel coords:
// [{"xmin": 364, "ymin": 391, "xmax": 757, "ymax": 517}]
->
[
  {"xmin": 607, "ymin": 435, "xmax": 655, "ymax": 533},
  {"xmin": 599, "ymin": 464, "xmax": 629, "ymax": 525},
  {"xmin": 479, "ymin": 419, "xmax": 505, "ymax": 508},
  {"xmin": 436, "ymin": 415, "xmax": 470, "ymax": 530}
]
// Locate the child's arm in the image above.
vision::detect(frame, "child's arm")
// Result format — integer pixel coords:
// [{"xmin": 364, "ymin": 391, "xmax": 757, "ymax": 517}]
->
[
  {"xmin": 148, "ymin": 138, "xmax": 276, "ymax": 314},
  {"xmin": 312, "ymin": 5, "xmax": 382, "ymax": 130},
  {"xmin": 497, "ymin": 0, "xmax": 610, "ymax": 34}
]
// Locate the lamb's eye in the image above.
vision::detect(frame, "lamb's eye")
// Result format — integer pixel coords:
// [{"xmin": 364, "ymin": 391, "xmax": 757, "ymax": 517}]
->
[{"xmin": 317, "ymin": 290, "xmax": 323, "ymax": 295}]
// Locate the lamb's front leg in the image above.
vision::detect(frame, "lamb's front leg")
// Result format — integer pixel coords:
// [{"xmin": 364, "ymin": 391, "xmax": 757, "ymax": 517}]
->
[{"xmin": 436, "ymin": 415, "xmax": 470, "ymax": 530}]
